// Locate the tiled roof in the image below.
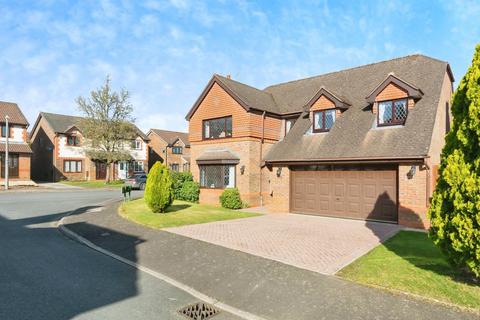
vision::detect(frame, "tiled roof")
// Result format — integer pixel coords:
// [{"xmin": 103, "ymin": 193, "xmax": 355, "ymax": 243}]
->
[
  {"xmin": 186, "ymin": 55, "xmax": 452, "ymax": 161},
  {"xmin": 196, "ymin": 150, "xmax": 239, "ymax": 161},
  {"xmin": 0, "ymin": 101, "xmax": 29, "ymax": 126},
  {"xmin": 264, "ymin": 55, "xmax": 451, "ymax": 161},
  {"xmin": 149, "ymin": 129, "xmax": 189, "ymax": 147},
  {"xmin": 39, "ymin": 112, "xmax": 149, "ymax": 140},
  {"xmin": 0, "ymin": 143, "xmax": 32, "ymax": 154}
]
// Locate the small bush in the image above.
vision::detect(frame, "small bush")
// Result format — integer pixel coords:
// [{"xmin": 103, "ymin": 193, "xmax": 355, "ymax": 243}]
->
[
  {"xmin": 179, "ymin": 181, "xmax": 200, "ymax": 203},
  {"xmin": 144, "ymin": 161, "xmax": 173, "ymax": 213},
  {"xmin": 219, "ymin": 188, "xmax": 244, "ymax": 209},
  {"xmin": 171, "ymin": 171, "xmax": 193, "ymax": 199}
]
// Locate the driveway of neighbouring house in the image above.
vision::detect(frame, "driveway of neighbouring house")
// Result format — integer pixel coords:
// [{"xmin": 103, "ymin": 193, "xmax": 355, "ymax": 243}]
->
[{"xmin": 166, "ymin": 213, "xmax": 400, "ymax": 274}]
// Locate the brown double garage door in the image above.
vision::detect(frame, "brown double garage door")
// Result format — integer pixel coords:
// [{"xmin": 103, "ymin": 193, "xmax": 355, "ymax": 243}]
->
[{"xmin": 291, "ymin": 168, "xmax": 397, "ymax": 222}]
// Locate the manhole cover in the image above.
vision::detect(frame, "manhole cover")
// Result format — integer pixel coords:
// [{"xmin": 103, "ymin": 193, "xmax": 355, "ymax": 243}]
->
[{"xmin": 178, "ymin": 302, "xmax": 220, "ymax": 320}]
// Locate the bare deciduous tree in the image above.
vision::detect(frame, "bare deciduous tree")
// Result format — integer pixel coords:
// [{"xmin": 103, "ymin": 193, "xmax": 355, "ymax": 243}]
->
[{"xmin": 76, "ymin": 76, "xmax": 137, "ymax": 182}]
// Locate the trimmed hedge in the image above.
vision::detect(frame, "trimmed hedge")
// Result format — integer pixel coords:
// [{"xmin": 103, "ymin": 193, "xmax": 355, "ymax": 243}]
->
[
  {"xmin": 179, "ymin": 181, "xmax": 200, "ymax": 203},
  {"xmin": 144, "ymin": 161, "xmax": 173, "ymax": 213},
  {"xmin": 219, "ymin": 188, "xmax": 244, "ymax": 209},
  {"xmin": 171, "ymin": 171, "xmax": 193, "ymax": 199}
]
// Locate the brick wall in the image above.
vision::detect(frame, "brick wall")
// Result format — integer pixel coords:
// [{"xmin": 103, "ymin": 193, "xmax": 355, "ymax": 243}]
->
[
  {"xmin": 191, "ymin": 138, "xmax": 266, "ymax": 206},
  {"xmin": 189, "ymin": 82, "xmax": 282, "ymax": 142},
  {"xmin": 376, "ymin": 83, "xmax": 408, "ymax": 101},
  {"xmin": 266, "ymin": 165, "xmax": 290, "ymax": 212},
  {"xmin": 189, "ymin": 80, "xmax": 281, "ymax": 207},
  {"xmin": 372, "ymin": 83, "xmax": 412, "ymax": 114},
  {"xmin": 310, "ymin": 95, "xmax": 334, "ymax": 111},
  {"xmin": 309, "ymin": 95, "xmax": 342, "ymax": 120},
  {"xmin": 428, "ymin": 71, "xmax": 453, "ymax": 165},
  {"xmin": 398, "ymin": 164, "xmax": 429, "ymax": 229}
]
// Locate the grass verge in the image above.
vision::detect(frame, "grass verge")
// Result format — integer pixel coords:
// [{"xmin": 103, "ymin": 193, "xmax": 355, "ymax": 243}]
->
[
  {"xmin": 119, "ymin": 198, "xmax": 260, "ymax": 229},
  {"xmin": 60, "ymin": 180, "xmax": 124, "ymax": 189},
  {"xmin": 337, "ymin": 230, "xmax": 480, "ymax": 311}
]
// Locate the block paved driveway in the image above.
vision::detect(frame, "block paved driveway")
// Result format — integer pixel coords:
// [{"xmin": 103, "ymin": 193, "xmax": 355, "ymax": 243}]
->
[{"xmin": 166, "ymin": 213, "xmax": 400, "ymax": 275}]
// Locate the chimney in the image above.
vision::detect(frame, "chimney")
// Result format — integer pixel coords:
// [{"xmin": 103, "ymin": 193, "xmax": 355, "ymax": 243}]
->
[{"xmin": 226, "ymin": 74, "xmax": 231, "ymax": 79}]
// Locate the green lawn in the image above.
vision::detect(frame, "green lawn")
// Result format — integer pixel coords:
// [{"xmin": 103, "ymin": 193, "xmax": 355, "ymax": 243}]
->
[
  {"xmin": 119, "ymin": 198, "xmax": 260, "ymax": 229},
  {"xmin": 60, "ymin": 180, "xmax": 124, "ymax": 189},
  {"xmin": 338, "ymin": 231, "xmax": 480, "ymax": 310}
]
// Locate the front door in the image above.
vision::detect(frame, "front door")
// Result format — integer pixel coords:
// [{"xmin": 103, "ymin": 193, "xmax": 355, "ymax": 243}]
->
[
  {"xmin": 118, "ymin": 161, "xmax": 129, "ymax": 180},
  {"xmin": 1, "ymin": 153, "xmax": 19, "ymax": 178},
  {"xmin": 95, "ymin": 161, "xmax": 107, "ymax": 180}
]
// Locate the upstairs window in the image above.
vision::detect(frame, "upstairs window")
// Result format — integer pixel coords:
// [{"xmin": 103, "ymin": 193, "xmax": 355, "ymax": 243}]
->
[
  {"xmin": 0, "ymin": 124, "xmax": 11, "ymax": 138},
  {"xmin": 67, "ymin": 135, "xmax": 80, "ymax": 146},
  {"xmin": 378, "ymin": 99, "xmax": 408, "ymax": 126},
  {"xmin": 132, "ymin": 140, "xmax": 142, "ymax": 150},
  {"xmin": 203, "ymin": 116, "xmax": 232, "ymax": 139},
  {"xmin": 172, "ymin": 146, "xmax": 183, "ymax": 154},
  {"xmin": 313, "ymin": 109, "xmax": 336, "ymax": 132}
]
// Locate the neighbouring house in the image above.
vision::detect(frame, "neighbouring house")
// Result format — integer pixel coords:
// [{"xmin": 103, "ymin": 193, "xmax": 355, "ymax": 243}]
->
[
  {"xmin": 0, "ymin": 101, "xmax": 33, "ymax": 184},
  {"xmin": 186, "ymin": 55, "xmax": 454, "ymax": 229},
  {"xmin": 30, "ymin": 112, "xmax": 149, "ymax": 182},
  {"xmin": 147, "ymin": 129, "xmax": 190, "ymax": 172}
]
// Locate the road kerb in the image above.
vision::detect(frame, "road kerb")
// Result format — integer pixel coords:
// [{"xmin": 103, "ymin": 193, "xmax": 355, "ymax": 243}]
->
[{"xmin": 57, "ymin": 202, "xmax": 267, "ymax": 320}]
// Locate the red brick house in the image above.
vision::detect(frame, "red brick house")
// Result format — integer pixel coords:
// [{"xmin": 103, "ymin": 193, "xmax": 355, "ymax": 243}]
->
[
  {"xmin": 186, "ymin": 55, "xmax": 454, "ymax": 229},
  {"xmin": 147, "ymin": 129, "xmax": 190, "ymax": 172},
  {"xmin": 0, "ymin": 101, "xmax": 32, "ymax": 184},
  {"xmin": 30, "ymin": 112, "xmax": 149, "ymax": 182}
]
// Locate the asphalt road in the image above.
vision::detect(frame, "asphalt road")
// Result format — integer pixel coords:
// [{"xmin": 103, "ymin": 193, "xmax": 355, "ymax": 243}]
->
[{"xmin": 0, "ymin": 190, "xmax": 240, "ymax": 320}]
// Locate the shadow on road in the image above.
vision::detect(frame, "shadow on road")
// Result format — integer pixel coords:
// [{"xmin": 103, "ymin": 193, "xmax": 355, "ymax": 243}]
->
[{"xmin": 0, "ymin": 206, "xmax": 145, "ymax": 320}]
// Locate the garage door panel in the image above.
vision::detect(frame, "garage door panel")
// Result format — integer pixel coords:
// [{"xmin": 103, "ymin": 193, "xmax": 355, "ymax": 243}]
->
[
  {"xmin": 305, "ymin": 199, "xmax": 316, "ymax": 210},
  {"xmin": 292, "ymin": 168, "xmax": 397, "ymax": 222},
  {"xmin": 334, "ymin": 183, "xmax": 345, "ymax": 197},
  {"xmin": 318, "ymin": 182, "xmax": 329, "ymax": 196}
]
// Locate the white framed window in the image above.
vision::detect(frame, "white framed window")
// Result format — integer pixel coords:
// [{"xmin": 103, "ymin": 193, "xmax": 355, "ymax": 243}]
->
[
  {"xmin": 133, "ymin": 161, "xmax": 144, "ymax": 172},
  {"xmin": 199, "ymin": 164, "xmax": 236, "ymax": 189},
  {"xmin": 63, "ymin": 160, "xmax": 82, "ymax": 173}
]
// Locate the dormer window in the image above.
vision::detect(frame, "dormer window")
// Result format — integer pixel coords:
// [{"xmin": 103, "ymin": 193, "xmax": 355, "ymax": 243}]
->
[
  {"xmin": 132, "ymin": 140, "xmax": 142, "ymax": 150},
  {"xmin": 378, "ymin": 99, "xmax": 408, "ymax": 126},
  {"xmin": 367, "ymin": 73, "xmax": 423, "ymax": 128},
  {"xmin": 67, "ymin": 135, "xmax": 80, "ymax": 146},
  {"xmin": 313, "ymin": 109, "xmax": 336, "ymax": 132}
]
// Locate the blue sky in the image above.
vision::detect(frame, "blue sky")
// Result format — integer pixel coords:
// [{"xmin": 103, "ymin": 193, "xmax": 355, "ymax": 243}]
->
[{"xmin": 1, "ymin": 0, "xmax": 479, "ymax": 132}]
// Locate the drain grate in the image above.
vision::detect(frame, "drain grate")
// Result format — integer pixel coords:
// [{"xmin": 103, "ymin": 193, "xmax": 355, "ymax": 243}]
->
[{"xmin": 178, "ymin": 302, "xmax": 220, "ymax": 320}]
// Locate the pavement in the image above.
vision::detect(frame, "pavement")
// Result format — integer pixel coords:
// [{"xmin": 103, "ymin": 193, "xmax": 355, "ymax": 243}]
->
[
  {"xmin": 0, "ymin": 190, "xmax": 241, "ymax": 320},
  {"xmin": 61, "ymin": 200, "xmax": 478, "ymax": 320},
  {"xmin": 166, "ymin": 213, "xmax": 400, "ymax": 274}
]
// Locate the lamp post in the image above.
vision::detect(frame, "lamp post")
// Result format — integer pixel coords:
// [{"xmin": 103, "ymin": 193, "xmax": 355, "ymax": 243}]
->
[{"xmin": 4, "ymin": 115, "xmax": 9, "ymax": 190}]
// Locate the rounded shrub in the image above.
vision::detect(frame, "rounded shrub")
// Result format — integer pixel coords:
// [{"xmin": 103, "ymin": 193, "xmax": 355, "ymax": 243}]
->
[
  {"xmin": 171, "ymin": 171, "xmax": 193, "ymax": 200},
  {"xmin": 179, "ymin": 181, "xmax": 200, "ymax": 203},
  {"xmin": 144, "ymin": 161, "xmax": 173, "ymax": 213},
  {"xmin": 219, "ymin": 188, "xmax": 244, "ymax": 209}
]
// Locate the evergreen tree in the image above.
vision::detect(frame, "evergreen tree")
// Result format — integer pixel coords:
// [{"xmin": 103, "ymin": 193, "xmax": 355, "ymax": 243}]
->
[
  {"xmin": 428, "ymin": 44, "xmax": 480, "ymax": 277},
  {"xmin": 144, "ymin": 161, "xmax": 173, "ymax": 213}
]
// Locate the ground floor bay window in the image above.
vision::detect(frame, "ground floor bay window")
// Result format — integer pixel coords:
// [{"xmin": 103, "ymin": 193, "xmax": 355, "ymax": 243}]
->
[
  {"xmin": 199, "ymin": 164, "xmax": 236, "ymax": 189},
  {"xmin": 0, "ymin": 153, "xmax": 19, "ymax": 178}
]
